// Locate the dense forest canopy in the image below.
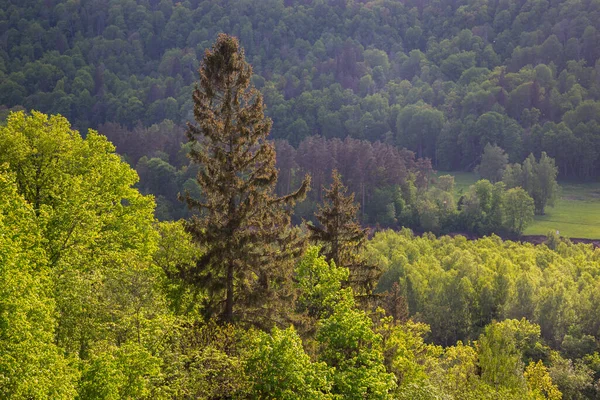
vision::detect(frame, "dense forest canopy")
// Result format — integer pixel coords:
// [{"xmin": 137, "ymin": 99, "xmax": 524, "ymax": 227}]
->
[
  {"xmin": 1, "ymin": 13, "xmax": 600, "ymax": 397},
  {"xmin": 2, "ymin": 0, "xmax": 600, "ymax": 179},
  {"xmin": 3, "ymin": 109, "xmax": 600, "ymax": 399}
]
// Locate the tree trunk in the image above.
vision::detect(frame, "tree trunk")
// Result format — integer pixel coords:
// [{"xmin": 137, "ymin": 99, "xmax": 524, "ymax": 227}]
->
[{"xmin": 225, "ymin": 260, "xmax": 234, "ymax": 322}]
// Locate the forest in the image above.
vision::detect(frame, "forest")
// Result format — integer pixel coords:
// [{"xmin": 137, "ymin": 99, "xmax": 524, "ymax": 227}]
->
[
  {"xmin": 2, "ymin": 0, "xmax": 600, "ymax": 398},
  {"xmin": 2, "ymin": 31, "xmax": 600, "ymax": 399},
  {"xmin": 1, "ymin": 0, "xmax": 599, "ymax": 224}
]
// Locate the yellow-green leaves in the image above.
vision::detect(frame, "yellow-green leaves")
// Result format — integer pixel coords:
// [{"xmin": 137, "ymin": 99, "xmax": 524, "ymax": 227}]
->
[
  {"xmin": 317, "ymin": 289, "xmax": 397, "ymax": 399},
  {"xmin": 154, "ymin": 220, "xmax": 204, "ymax": 316},
  {"xmin": 525, "ymin": 360, "xmax": 562, "ymax": 400},
  {"xmin": 246, "ymin": 326, "xmax": 333, "ymax": 399},
  {"xmin": 0, "ymin": 111, "xmax": 170, "ymax": 395},
  {"xmin": 78, "ymin": 342, "xmax": 162, "ymax": 400},
  {"xmin": 295, "ymin": 245, "xmax": 349, "ymax": 318},
  {"xmin": 0, "ymin": 111, "xmax": 156, "ymax": 271},
  {"xmin": 0, "ymin": 170, "xmax": 78, "ymax": 399}
]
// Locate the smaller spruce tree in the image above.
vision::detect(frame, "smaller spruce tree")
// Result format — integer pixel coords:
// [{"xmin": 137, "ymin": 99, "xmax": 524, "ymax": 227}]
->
[{"xmin": 309, "ymin": 170, "xmax": 381, "ymax": 300}]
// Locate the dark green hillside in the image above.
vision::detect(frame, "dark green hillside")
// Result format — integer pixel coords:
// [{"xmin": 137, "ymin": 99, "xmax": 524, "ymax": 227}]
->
[{"xmin": 2, "ymin": 0, "xmax": 600, "ymax": 178}]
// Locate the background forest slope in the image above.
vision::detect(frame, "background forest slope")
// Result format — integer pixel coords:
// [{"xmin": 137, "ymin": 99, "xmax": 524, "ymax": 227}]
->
[
  {"xmin": 2, "ymin": 0, "xmax": 600, "ymax": 179},
  {"xmin": 2, "ymin": 0, "xmax": 600, "ymax": 232}
]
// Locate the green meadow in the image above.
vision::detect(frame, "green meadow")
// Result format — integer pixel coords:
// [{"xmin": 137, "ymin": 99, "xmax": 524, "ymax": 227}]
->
[
  {"xmin": 438, "ymin": 172, "xmax": 600, "ymax": 239},
  {"xmin": 525, "ymin": 182, "xmax": 600, "ymax": 238}
]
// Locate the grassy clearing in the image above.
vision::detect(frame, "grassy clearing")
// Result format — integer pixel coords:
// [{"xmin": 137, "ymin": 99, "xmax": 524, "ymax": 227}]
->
[
  {"xmin": 437, "ymin": 171, "xmax": 479, "ymax": 194},
  {"xmin": 437, "ymin": 171, "xmax": 600, "ymax": 239},
  {"xmin": 525, "ymin": 182, "xmax": 600, "ymax": 238}
]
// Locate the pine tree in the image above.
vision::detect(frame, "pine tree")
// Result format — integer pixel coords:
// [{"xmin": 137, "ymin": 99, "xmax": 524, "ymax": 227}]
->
[
  {"xmin": 309, "ymin": 170, "xmax": 381, "ymax": 299},
  {"xmin": 182, "ymin": 34, "xmax": 310, "ymax": 327}
]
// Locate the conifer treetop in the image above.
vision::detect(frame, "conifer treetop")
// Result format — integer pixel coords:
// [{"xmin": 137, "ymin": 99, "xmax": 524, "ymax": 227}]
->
[{"xmin": 182, "ymin": 34, "xmax": 310, "ymax": 327}]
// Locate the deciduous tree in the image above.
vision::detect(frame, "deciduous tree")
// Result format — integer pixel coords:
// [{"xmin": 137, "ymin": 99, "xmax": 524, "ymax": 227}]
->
[
  {"xmin": 503, "ymin": 187, "xmax": 535, "ymax": 235},
  {"xmin": 476, "ymin": 143, "xmax": 508, "ymax": 183},
  {"xmin": 0, "ymin": 111, "xmax": 166, "ymax": 360},
  {"xmin": 0, "ymin": 170, "xmax": 77, "ymax": 399}
]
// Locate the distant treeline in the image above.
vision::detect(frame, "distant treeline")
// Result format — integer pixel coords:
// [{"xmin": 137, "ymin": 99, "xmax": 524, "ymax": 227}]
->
[
  {"xmin": 2, "ymin": 0, "xmax": 600, "ymax": 177},
  {"xmin": 95, "ymin": 113, "xmax": 548, "ymax": 237},
  {"xmin": 274, "ymin": 136, "xmax": 432, "ymax": 223}
]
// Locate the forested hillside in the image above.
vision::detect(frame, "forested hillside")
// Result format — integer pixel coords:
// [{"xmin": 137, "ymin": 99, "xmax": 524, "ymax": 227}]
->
[
  {"xmin": 2, "ymin": 26, "xmax": 600, "ymax": 399},
  {"xmin": 2, "ymin": 0, "xmax": 600, "ymax": 179}
]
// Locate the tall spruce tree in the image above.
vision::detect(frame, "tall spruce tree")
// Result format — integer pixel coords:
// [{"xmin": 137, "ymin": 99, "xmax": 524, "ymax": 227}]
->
[
  {"xmin": 309, "ymin": 170, "xmax": 381, "ymax": 299},
  {"xmin": 182, "ymin": 34, "xmax": 310, "ymax": 327}
]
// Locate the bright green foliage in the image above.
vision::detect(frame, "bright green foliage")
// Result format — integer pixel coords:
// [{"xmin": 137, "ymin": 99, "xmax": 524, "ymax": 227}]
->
[
  {"xmin": 375, "ymin": 317, "xmax": 442, "ymax": 396},
  {"xmin": 369, "ymin": 227, "xmax": 600, "ymax": 398},
  {"xmin": 317, "ymin": 289, "xmax": 397, "ymax": 399},
  {"xmin": 0, "ymin": 111, "xmax": 165, "ymax": 357},
  {"xmin": 295, "ymin": 245, "xmax": 349, "ymax": 319},
  {"xmin": 369, "ymin": 229, "xmax": 600, "ymax": 356},
  {"xmin": 297, "ymin": 247, "xmax": 398, "ymax": 399},
  {"xmin": 525, "ymin": 361, "xmax": 562, "ymax": 400},
  {"xmin": 245, "ymin": 326, "xmax": 333, "ymax": 399},
  {"xmin": 78, "ymin": 342, "xmax": 162, "ymax": 400},
  {"xmin": 433, "ymin": 338, "xmax": 558, "ymax": 400},
  {"xmin": 478, "ymin": 319, "xmax": 542, "ymax": 392},
  {"xmin": 0, "ymin": 170, "xmax": 78, "ymax": 399},
  {"xmin": 154, "ymin": 220, "xmax": 204, "ymax": 316},
  {"xmin": 436, "ymin": 341, "xmax": 485, "ymax": 399},
  {"xmin": 0, "ymin": 111, "xmax": 172, "ymax": 397}
]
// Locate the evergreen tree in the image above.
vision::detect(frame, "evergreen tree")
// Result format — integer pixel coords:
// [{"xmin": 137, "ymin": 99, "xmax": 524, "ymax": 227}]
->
[
  {"xmin": 309, "ymin": 170, "xmax": 381, "ymax": 299},
  {"xmin": 182, "ymin": 34, "xmax": 310, "ymax": 327}
]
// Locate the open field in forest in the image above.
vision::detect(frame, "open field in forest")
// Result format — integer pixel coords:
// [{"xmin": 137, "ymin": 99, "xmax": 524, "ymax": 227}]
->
[
  {"xmin": 438, "ymin": 171, "xmax": 479, "ymax": 195},
  {"xmin": 438, "ymin": 172, "xmax": 600, "ymax": 239},
  {"xmin": 525, "ymin": 182, "xmax": 600, "ymax": 238}
]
